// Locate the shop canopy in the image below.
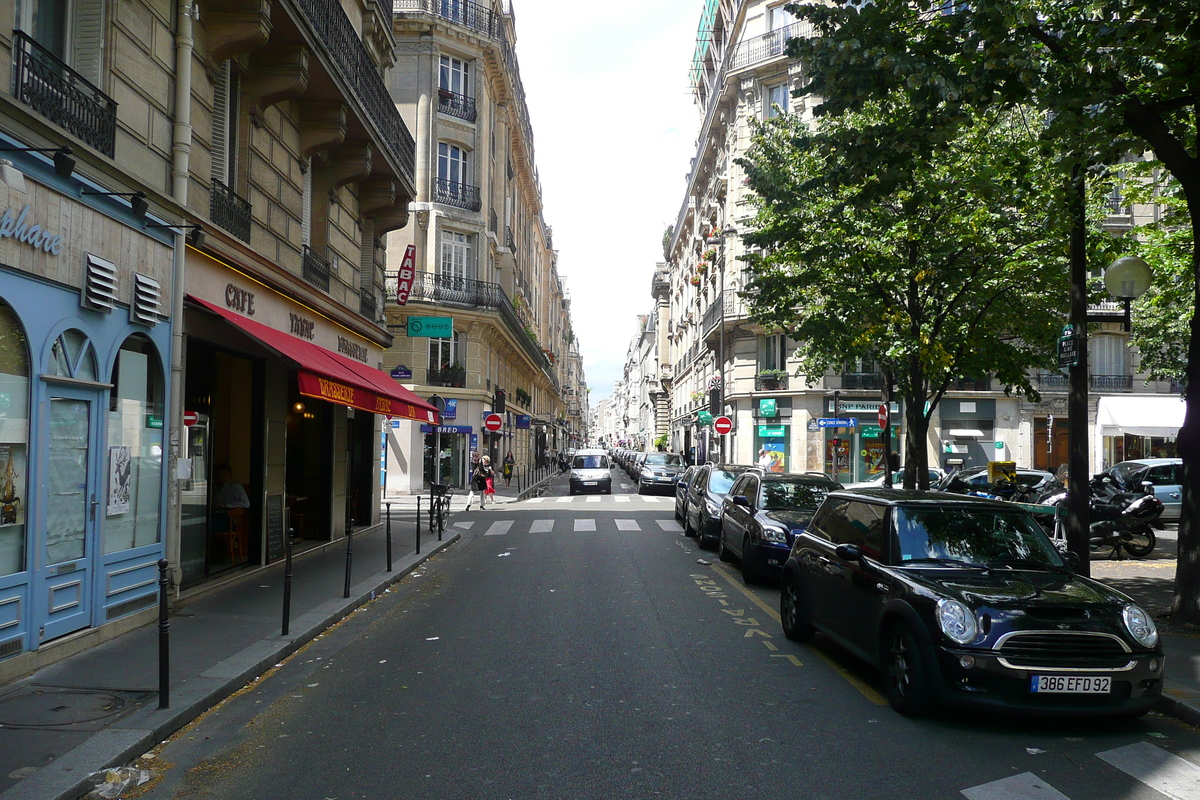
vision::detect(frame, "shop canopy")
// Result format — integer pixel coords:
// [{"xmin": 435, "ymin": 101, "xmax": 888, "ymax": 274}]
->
[
  {"xmin": 1096, "ymin": 395, "xmax": 1185, "ymax": 438},
  {"xmin": 188, "ymin": 296, "xmax": 439, "ymax": 424}
]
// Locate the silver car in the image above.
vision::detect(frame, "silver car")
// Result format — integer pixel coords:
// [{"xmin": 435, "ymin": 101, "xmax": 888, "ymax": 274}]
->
[{"xmin": 1103, "ymin": 458, "xmax": 1182, "ymax": 522}]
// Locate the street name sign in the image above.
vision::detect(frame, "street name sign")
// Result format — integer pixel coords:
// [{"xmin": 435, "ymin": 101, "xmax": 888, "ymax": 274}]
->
[{"xmin": 817, "ymin": 417, "xmax": 856, "ymax": 428}]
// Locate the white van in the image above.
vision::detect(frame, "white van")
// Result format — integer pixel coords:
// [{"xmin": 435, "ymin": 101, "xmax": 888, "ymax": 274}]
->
[{"xmin": 569, "ymin": 448, "xmax": 612, "ymax": 495}]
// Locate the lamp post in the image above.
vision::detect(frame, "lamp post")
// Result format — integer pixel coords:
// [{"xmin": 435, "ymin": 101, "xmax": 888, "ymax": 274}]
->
[{"xmin": 719, "ymin": 225, "xmax": 737, "ymax": 463}]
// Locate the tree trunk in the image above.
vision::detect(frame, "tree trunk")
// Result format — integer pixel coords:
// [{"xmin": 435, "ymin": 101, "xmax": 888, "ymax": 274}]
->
[
  {"xmin": 903, "ymin": 386, "xmax": 930, "ymax": 491},
  {"xmin": 1172, "ymin": 179, "xmax": 1200, "ymax": 623}
]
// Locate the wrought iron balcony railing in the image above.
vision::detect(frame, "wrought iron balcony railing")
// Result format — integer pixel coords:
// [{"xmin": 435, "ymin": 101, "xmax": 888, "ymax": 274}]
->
[
  {"xmin": 302, "ymin": 245, "xmax": 331, "ymax": 292},
  {"xmin": 728, "ymin": 21, "xmax": 816, "ymax": 71},
  {"xmin": 434, "ymin": 178, "xmax": 482, "ymax": 211},
  {"xmin": 842, "ymin": 372, "xmax": 883, "ymax": 390},
  {"xmin": 211, "ymin": 180, "xmax": 252, "ymax": 242},
  {"xmin": 426, "ymin": 365, "xmax": 467, "ymax": 388},
  {"xmin": 505, "ymin": 225, "xmax": 515, "ymax": 251},
  {"xmin": 954, "ymin": 376, "xmax": 993, "ymax": 391},
  {"xmin": 755, "ymin": 373, "xmax": 790, "ymax": 392},
  {"xmin": 12, "ymin": 31, "xmax": 117, "ymax": 157},
  {"xmin": 1091, "ymin": 374, "xmax": 1134, "ymax": 391},
  {"xmin": 438, "ymin": 88, "xmax": 478, "ymax": 122},
  {"xmin": 295, "ymin": 0, "xmax": 416, "ymax": 186},
  {"xmin": 1036, "ymin": 372, "xmax": 1069, "ymax": 390}
]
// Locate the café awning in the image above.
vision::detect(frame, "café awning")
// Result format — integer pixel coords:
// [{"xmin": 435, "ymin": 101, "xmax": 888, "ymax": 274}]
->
[
  {"xmin": 188, "ymin": 296, "xmax": 438, "ymax": 423},
  {"xmin": 1096, "ymin": 395, "xmax": 1185, "ymax": 438}
]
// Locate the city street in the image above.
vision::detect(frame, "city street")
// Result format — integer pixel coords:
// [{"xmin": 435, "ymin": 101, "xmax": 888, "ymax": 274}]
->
[{"xmin": 126, "ymin": 472, "xmax": 1200, "ymax": 800}]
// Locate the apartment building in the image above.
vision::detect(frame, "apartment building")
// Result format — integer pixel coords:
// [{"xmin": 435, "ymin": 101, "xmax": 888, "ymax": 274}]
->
[
  {"xmin": 383, "ymin": 1, "xmax": 584, "ymax": 491},
  {"xmin": 0, "ymin": 0, "xmax": 434, "ymax": 670},
  {"xmin": 659, "ymin": 0, "xmax": 1180, "ymax": 479}
]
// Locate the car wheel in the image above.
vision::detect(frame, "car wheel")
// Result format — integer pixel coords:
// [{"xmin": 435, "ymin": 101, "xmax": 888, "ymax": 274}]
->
[
  {"xmin": 717, "ymin": 532, "xmax": 734, "ymax": 563},
  {"xmin": 740, "ymin": 537, "xmax": 762, "ymax": 584},
  {"xmin": 882, "ymin": 622, "xmax": 936, "ymax": 716},
  {"xmin": 1122, "ymin": 526, "xmax": 1156, "ymax": 558},
  {"xmin": 779, "ymin": 574, "xmax": 815, "ymax": 642},
  {"xmin": 696, "ymin": 521, "xmax": 713, "ymax": 550},
  {"xmin": 684, "ymin": 512, "xmax": 696, "ymax": 538},
  {"xmin": 637, "ymin": 481, "xmax": 646, "ymax": 495}
]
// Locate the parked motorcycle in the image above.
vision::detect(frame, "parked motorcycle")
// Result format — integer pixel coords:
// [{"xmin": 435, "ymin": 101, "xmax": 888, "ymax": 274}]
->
[{"xmin": 1037, "ymin": 475, "xmax": 1162, "ymax": 559}]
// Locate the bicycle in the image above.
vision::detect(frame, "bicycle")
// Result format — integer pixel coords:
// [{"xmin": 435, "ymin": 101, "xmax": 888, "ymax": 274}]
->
[{"xmin": 428, "ymin": 484, "xmax": 452, "ymax": 531}]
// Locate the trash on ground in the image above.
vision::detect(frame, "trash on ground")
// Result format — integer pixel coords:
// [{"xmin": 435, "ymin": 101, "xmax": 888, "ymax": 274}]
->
[
  {"xmin": 498, "ymin": 552, "xmax": 511, "ymax": 557},
  {"xmin": 88, "ymin": 767, "xmax": 149, "ymax": 798},
  {"xmin": 1147, "ymin": 732, "xmax": 1168, "ymax": 739},
  {"xmin": 1026, "ymin": 747, "xmax": 1047, "ymax": 755},
  {"xmin": 426, "ymin": 637, "xmax": 440, "ymax": 641},
  {"xmin": 696, "ymin": 558, "xmax": 711, "ymax": 565}
]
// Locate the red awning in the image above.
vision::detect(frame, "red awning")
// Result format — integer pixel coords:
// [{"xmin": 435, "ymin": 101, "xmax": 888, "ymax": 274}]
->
[{"xmin": 188, "ymin": 296, "xmax": 439, "ymax": 423}]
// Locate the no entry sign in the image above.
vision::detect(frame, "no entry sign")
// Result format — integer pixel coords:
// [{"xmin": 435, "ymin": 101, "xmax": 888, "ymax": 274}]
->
[
  {"xmin": 183, "ymin": 410, "xmax": 199, "ymax": 427},
  {"xmin": 483, "ymin": 413, "xmax": 503, "ymax": 432},
  {"xmin": 714, "ymin": 415, "xmax": 733, "ymax": 435},
  {"xmin": 878, "ymin": 404, "xmax": 889, "ymax": 429}
]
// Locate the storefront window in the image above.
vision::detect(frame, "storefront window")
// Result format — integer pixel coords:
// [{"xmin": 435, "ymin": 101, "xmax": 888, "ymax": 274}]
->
[
  {"xmin": 50, "ymin": 329, "xmax": 97, "ymax": 381},
  {"xmin": 0, "ymin": 302, "xmax": 29, "ymax": 576},
  {"xmin": 104, "ymin": 336, "xmax": 165, "ymax": 553}
]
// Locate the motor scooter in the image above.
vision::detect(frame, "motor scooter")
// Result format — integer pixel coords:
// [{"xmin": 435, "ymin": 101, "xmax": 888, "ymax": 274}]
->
[{"xmin": 1037, "ymin": 476, "xmax": 1162, "ymax": 559}]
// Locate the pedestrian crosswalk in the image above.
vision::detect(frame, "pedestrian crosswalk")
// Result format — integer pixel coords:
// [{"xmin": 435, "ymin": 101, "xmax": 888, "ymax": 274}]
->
[
  {"xmin": 960, "ymin": 742, "xmax": 1200, "ymax": 800},
  {"xmin": 525, "ymin": 495, "xmax": 673, "ymax": 505},
  {"xmin": 451, "ymin": 518, "xmax": 684, "ymax": 535}
]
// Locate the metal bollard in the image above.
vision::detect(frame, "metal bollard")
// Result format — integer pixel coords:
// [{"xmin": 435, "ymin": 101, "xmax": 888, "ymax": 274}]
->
[
  {"xmin": 343, "ymin": 523, "xmax": 354, "ymax": 599},
  {"xmin": 282, "ymin": 529, "xmax": 295, "ymax": 635},
  {"xmin": 385, "ymin": 502, "xmax": 393, "ymax": 572},
  {"xmin": 415, "ymin": 495, "xmax": 422, "ymax": 555},
  {"xmin": 157, "ymin": 558, "xmax": 170, "ymax": 709},
  {"xmin": 438, "ymin": 495, "xmax": 445, "ymax": 541}
]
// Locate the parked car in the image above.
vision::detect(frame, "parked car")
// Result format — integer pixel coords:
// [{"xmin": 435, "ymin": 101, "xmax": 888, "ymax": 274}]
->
[
  {"xmin": 637, "ymin": 453, "xmax": 687, "ymax": 494},
  {"xmin": 684, "ymin": 464, "xmax": 753, "ymax": 549},
  {"xmin": 719, "ymin": 471, "xmax": 840, "ymax": 583},
  {"xmin": 844, "ymin": 467, "xmax": 945, "ymax": 490},
  {"xmin": 675, "ymin": 466, "xmax": 697, "ymax": 521},
  {"xmin": 1099, "ymin": 458, "xmax": 1182, "ymax": 522},
  {"xmin": 779, "ymin": 488, "xmax": 1163, "ymax": 717},
  {"xmin": 935, "ymin": 466, "xmax": 1055, "ymax": 499},
  {"xmin": 568, "ymin": 449, "xmax": 612, "ymax": 495},
  {"xmin": 627, "ymin": 452, "xmax": 647, "ymax": 480}
]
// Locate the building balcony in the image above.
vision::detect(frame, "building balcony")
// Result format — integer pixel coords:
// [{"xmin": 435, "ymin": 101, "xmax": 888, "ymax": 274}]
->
[
  {"xmin": 505, "ymin": 225, "xmax": 515, "ymax": 251},
  {"xmin": 728, "ymin": 20, "xmax": 815, "ymax": 72},
  {"xmin": 12, "ymin": 30, "xmax": 117, "ymax": 157},
  {"xmin": 426, "ymin": 365, "xmax": 467, "ymax": 388},
  {"xmin": 438, "ymin": 89, "xmax": 478, "ymax": 122},
  {"xmin": 211, "ymin": 180, "xmax": 252, "ymax": 243},
  {"xmin": 953, "ymin": 376, "xmax": 992, "ymax": 391},
  {"xmin": 395, "ymin": 0, "xmax": 501, "ymax": 37},
  {"xmin": 302, "ymin": 245, "xmax": 331, "ymax": 292},
  {"xmin": 1091, "ymin": 374, "xmax": 1134, "ymax": 391},
  {"xmin": 435, "ymin": 178, "xmax": 482, "ymax": 211},
  {"xmin": 755, "ymin": 372, "xmax": 790, "ymax": 392},
  {"xmin": 841, "ymin": 372, "xmax": 883, "ymax": 390}
]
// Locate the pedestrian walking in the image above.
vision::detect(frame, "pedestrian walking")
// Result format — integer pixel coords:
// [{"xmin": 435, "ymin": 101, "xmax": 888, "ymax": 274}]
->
[
  {"xmin": 477, "ymin": 455, "xmax": 495, "ymax": 507},
  {"xmin": 466, "ymin": 450, "xmax": 480, "ymax": 509},
  {"xmin": 502, "ymin": 451, "xmax": 515, "ymax": 488},
  {"xmin": 758, "ymin": 447, "xmax": 773, "ymax": 470}
]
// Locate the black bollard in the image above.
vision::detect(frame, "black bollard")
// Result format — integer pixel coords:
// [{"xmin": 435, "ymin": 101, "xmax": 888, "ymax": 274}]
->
[
  {"xmin": 157, "ymin": 558, "xmax": 170, "ymax": 709},
  {"xmin": 438, "ymin": 494, "xmax": 445, "ymax": 541},
  {"xmin": 385, "ymin": 502, "xmax": 393, "ymax": 572},
  {"xmin": 415, "ymin": 495, "xmax": 422, "ymax": 555},
  {"xmin": 343, "ymin": 523, "xmax": 354, "ymax": 599},
  {"xmin": 282, "ymin": 529, "xmax": 295, "ymax": 635}
]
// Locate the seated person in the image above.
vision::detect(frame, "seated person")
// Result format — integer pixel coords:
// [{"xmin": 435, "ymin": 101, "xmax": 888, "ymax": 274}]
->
[{"xmin": 213, "ymin": 464, "xmax": 249, "ymax": 533}]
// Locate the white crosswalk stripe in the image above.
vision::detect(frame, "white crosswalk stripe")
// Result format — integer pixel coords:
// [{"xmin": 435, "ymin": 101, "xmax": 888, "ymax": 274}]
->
[
  {"xmin": 657, "ymin": 519, "xmax": 683, "ymax": 532},
  {"xmin": 615, "ymin": 519, "xmax": 640, "ymax": 531},
  {"xmin": 586, "ymin": 496, "xmax": 600, "ymax": 503},
  {"xmin": 484, "ymin": 520, "xmax": 513, "ymax": 536},
  {"xmin": 527, "ymin": 497, "xmax": 545, "ymax": 503},
  {"xmin": 530, "ymin": 519, "xmax": 553, "ymax": 533},
  {"xmin": 557, "ymin": 496, "xmax": 573, "ymax": 503},
  {"xmin": 453, "ymin": 521, "xmax": 474, "ymax": 529},
  {"xmin": 573, "ymin": 518, "xmax": 596, "ymax": 531},
  {"xmin": 1097, "ymin": 742, "xmax": 1200, "ymax": 800},
  {"xmin": 960, "ymin": 773, "xmax": 1069, "ymax": 800},
  {"xmin": 615, "ymin": 496, "xmax": 630, "ymax": 503}
]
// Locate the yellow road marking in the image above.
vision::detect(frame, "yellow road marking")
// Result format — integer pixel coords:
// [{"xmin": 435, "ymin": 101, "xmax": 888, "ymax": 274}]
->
[
  {"xmin": 710, "ymin": 563, "xmax": 888, "ymax": 706},
  {"xmin": 772, "ymin": 654, "xmax": 804, "ymax": 667}
]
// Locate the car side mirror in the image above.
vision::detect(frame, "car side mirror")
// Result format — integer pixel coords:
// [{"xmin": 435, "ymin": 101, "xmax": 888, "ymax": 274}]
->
[
  {"xmin": 835, "ymin": 543, "xmax": 862, "ymax": 561},
  {"xmin": 1063, "ymin": 550, "xmax": 1080, "ymax": 568},
  {"xmin": 1141, "ymin": 480, "xmax": 1155, "ymax": 495},
  {"xmin": 732, "ymin": 495, "xmax": 750, "ymax": 508}
]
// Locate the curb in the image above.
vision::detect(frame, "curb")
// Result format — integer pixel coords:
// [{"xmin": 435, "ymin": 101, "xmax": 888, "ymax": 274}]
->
[
  {"xmin": 0, "ymin": 534, "xmax": 460, "ymax": 800},
  {"xmin": 1156, "ymin": 692, "xmax": 1200, "ymax": 728}
]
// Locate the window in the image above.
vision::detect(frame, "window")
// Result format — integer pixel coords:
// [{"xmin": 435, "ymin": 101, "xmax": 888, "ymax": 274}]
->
[
  {"xmin": 439, "ymin": 230, "xmax": 472, "ymax": 281},
  {"xmin": 212, "ymin": 60, "xmax": 241, "ymax": 187},
  {"xmin": 429, "ymin": 332, "xmax": 465, "ymax": 370},
  {"xmin": 825, "ymin": 500, "xmax": 886, "ymax": 558},
  {"xmin": 50, "ymin": 329, "xmax": 98, "ymax": 381},
  {"xmin": 759, "ymin": 334, "xmax": 788, "ymax": 371},
  {"xmin": 438, "ymin": 143, "xmax": 467, "ymax": 187},
  {"xmin": 15, "ymin": 0, "xmax": 104, "ymax": 82},
  {"xmin": 0, "ymin": 301, "xmax": 30, "ymax": 577},
  {"xmin": 1091, "ymin": 334, "xmax": 1129, "ymax": 377},
  {"xmin": 770, "ymin": 5, "xmax": 799, "ymax": 30},
  {"xmin": 765, "ymin": 83, "xmax": 789, "ymax": 119},
  {"xmin": 105, "ymin": 336, "xmax": 165, "ymax": 553},
  {"xmin": 439, "ymin": 56, "xmax": 470, "ymax": 96}
]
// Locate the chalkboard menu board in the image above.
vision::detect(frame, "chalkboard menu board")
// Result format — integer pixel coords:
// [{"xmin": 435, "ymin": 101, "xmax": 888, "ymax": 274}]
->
[{"xmin": 266, "ymin": 493, "xmax": 286, "ymax": 563}]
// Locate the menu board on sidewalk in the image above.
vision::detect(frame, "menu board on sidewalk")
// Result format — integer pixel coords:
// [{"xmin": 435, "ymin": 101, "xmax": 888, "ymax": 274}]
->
[{"xmin": 266, "ymin": 493, "xmax": 285, "ymax": 562}]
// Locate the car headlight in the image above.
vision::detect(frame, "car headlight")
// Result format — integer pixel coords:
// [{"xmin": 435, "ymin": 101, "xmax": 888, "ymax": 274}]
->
[
  {"xmin": 1122, "ymin": 604, "xmax": 1159, "ymax": 648},
  {"xmin": 761, "ymin": 524, "xmax": 788, "ymax": 544},
  {"xmin": 705, "ymin": 498, "xmax": 721, "ymax": 517},
  {"xmin": 936, "ymin": 598, "xmax": 978, "ymax": 644}
]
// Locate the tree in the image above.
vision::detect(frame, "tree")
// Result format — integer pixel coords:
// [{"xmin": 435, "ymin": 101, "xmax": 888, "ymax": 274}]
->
[
  {"xmin": 784, "ymin": 0, "xmax": 1200, "ymax": 619},
  {"xmin": 738, "ymin": 105, "xmax": 1071, "ymax": 487}
]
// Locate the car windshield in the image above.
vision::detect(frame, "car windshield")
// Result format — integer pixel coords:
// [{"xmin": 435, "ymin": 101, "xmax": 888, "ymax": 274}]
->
[
  {"xmin": 760, "ymin": 481, "xmax": 831, "ymax": 511},
  {"xmin": 894, "ymin": 506, "xmax": 1066, "ymax": 570},
  {"xmin": 645, "ymin": 454, "xmax": 684, "ymax": 467},
  {"xmin": 573, "ymin": 455, "xmax": 607, "ymax": 469},
  {"xmin": 707, "ymin": 470, "xmax": 741, "ymax": 494}
]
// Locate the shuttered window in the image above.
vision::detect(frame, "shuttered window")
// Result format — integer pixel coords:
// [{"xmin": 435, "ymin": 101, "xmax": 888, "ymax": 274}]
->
[{"xmin": 212, "ymin": 61, "xmax": 239, "ymax": 186}]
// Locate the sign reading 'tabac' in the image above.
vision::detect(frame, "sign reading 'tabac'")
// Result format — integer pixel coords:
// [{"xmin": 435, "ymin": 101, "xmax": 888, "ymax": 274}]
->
[{"xmin": 396, "ymin": 244, "xmax": 416, "ymax": 306}]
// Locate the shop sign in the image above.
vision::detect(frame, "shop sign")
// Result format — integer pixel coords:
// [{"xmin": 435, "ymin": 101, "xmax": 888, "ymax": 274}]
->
[
  {"xmin": 407, "ymin": 316, "xmax": 453, "ymax": 338},
  {"xmin": 830, "ymin": 400, "xmax": 899, "ymax": 414},
  {"xmin": 396, "ymin": 244, "xmax": 416, "ymax": 305},
  {"xmin": 289, "ymin": 312, "xmax": 316, "ymax": 341},
  {"xmin": 758, "ymin": 398, "xmax": 777, "ymax": 418},
  {"xmin": 0, "ymin": 204, "xmax": 64, "ymax": 255},
  {"xmin": 516, "ymin": 414, "xmax": 531, "ymax": 429},
  {"xmin": 758, "ymin": 425, "xmax": 785, "ymax": 438},
  {"xmin": 470, "ymin": 433, "xmax": 478, "ymax": 450},
  {"xmin": 297, "ymin": 372, "xmax": 434, "ymax": 421},
  {"xmin": 145, "ymin": 415, "xmax": 163, "ymax": 429},
  {"xmin": 337, "ymin": 336, "xmax": 369, "ymax": 363},
  {"xmin": 420, "ymin": 425, "xmax": 473, "ymax": 434},
  {"xmin": 443, "ymin": 398, "xmax": 458, "ymax": 419}
]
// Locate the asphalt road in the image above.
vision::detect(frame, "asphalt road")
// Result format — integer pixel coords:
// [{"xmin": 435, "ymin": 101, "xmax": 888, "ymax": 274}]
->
[{"xmin": 127, "ymin": 469, "xmax": 1200, "ymax": 800}]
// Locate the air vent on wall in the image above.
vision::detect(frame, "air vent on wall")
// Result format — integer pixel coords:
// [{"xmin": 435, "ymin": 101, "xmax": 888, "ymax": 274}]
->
[
  {"xmin": 83, "ymin": 253, "xmax": 118, "ymax": 312},
  {"xmin": 132, "ymin": 273, "xmax": 162, "ymax": 324}
]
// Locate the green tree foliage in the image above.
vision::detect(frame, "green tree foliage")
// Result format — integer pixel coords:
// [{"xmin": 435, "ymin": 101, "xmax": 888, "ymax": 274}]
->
[
  {"xmin": 738, "ymin": 106, "xmax": 1070, "ymax": 486},
  {"xmin": 784, "ymin": 0, "xmax": 1200, "ymax": 619}
]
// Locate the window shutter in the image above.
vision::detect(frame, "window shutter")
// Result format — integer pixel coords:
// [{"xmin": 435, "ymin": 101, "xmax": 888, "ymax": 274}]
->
[
  {"xmin": 359, "ymin": 218, "xmax": 375, "ymax": 294},
  {"xmin": 72, "ymin": 0, "xmax": 105, "ymax": 85},
  {"xmin": 301, "ymin": 158, "xmax": 312, "ymax": 245},
  {"xmin": 212, "ymin": 62, "xmax": 232, "ymax": 184}
]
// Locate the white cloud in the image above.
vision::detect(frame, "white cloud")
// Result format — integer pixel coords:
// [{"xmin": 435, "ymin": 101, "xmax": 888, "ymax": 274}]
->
[{"xmin": 512, "ymin": 0, "xmax": 702, "ymax": 400}]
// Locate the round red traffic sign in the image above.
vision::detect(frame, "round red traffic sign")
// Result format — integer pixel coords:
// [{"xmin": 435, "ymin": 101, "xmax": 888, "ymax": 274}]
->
[
  {"xmin": 714, "ymin": 415, "xmax": 733, "ymax": 435},
  {"xmin": 878, "ymin": 404, "xmax": 889, "ymax": 429},
  {"xmin": 484, "ymin": 413, "xmax": 503, "ymax": 432},
  {"xmin": 183, "ymin": 410, "xmax": 199, "ymax": 427}
]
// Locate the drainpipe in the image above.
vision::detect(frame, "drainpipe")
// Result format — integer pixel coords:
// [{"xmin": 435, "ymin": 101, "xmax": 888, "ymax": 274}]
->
[{"xmin": 166, "ymin": 1, "xmax": 196, "ymax": 595}]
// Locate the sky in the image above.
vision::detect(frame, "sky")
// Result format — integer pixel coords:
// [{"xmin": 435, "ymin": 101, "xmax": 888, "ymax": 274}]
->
[{"xmin": 508, "ymin": 0, "xmax": 703, "ymax": 402}]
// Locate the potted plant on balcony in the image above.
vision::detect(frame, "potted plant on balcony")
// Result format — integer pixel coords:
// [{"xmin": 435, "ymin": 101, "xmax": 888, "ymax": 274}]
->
[
  {"xmin": 704, "ymin": 248, "xmax": 717, "ymax": 262},
  {"xmin": 757, "ymin": 368, "xmax": 788, "ymax": 390},
  {"xmin": 690, "ymin": 390, "xmax": 705, "ymax": 404},
  {"xmin": 696, "ymin": 261, "xmax": 708, "ymax": 274},
  {"xmin": 689, "ymin": 275, "xmax": 701, "ymax": 286}
]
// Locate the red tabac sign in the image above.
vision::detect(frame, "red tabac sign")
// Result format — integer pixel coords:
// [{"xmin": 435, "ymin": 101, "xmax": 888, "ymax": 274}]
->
[{"xmin": 396, "ymin": 244, "xmax": 416, "ymax": 306}]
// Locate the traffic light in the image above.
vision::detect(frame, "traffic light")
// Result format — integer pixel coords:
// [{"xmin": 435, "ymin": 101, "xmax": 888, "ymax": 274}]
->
[
  {"xmin": 831, "ymin": 438, "xmax": 841, "ymax": 449},
  {"xmin": 494, "ymin": 388, "xmax": 506, "ymax": 413},
  {"xmin": 708, "ymin": 387, "xmax": 720, "ymax": 415}
]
